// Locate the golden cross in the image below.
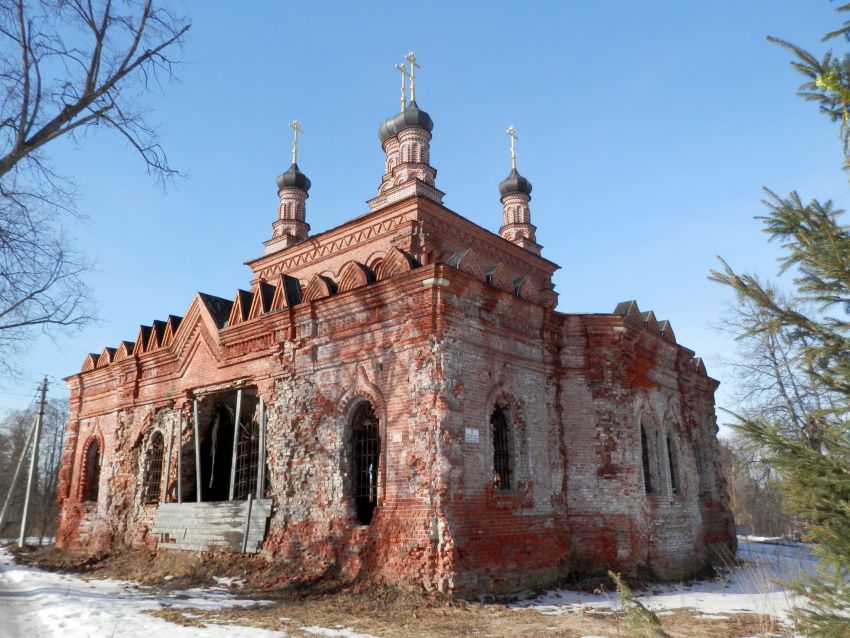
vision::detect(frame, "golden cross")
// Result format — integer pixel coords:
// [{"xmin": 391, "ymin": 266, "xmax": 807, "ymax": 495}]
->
[
  {"xmin": 394, "ymin": 63, "xmax": 407, "ymax": 111},
  {"xmin": 290, "ymin": 119, "xmax": 302, "ymax": 164},
  {"xmin": 404, "ymin": 51, "xmax": 420, "ymax": 102},
  {"xmin": 507, "ymin": 125, "xmax": 518, "ymax": 169}
]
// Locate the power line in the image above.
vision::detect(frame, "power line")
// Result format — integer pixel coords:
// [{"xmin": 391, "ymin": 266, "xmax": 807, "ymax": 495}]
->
[{"xmin": 0, "ymin": 389, "xmax": 41, "ymax": 397}]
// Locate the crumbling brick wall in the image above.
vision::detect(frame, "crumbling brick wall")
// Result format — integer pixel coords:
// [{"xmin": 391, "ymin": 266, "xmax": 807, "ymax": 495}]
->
[{"xmin": 55, "ymin": 199, "xmax": 734, "ymax": 594}]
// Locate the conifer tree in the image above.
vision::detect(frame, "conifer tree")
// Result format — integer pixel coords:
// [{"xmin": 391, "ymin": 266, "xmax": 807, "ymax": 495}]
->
[{"xmin": 711, "ymin": 4, "xmax": 850, "ymax": 635}]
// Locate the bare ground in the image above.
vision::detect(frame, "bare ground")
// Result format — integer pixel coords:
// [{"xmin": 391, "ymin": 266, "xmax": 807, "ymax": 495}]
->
[{"xmin": 11, "ymin": 546, "xmax": 792, "ymax": 638}]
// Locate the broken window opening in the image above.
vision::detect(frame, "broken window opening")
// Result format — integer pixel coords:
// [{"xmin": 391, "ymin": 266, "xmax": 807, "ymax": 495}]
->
[
  {"xmin": 234, "ymin": 417, "xmax": 259, "ymax": 501},
  {"xmin": 186, "ymin": 388, "xmax": 260, "ymax": 503},
  {"xmin": 667, "ymin": 433, "xmax": 679, "ymax": 495},
  {"xmin": 640, "ymin": 425, "xmax": 653, "ymax": 494},
  {"xmin": 82, "ymin": 439, "xmax": 101, "ymax": 502},
  {"xmin": 491, "ymin": 406, "xmax": 512, "ymax": 491},
  {"xmin": 143, "ymin": 431, "xmax": 164, "ymax": 503},
  {"xmin": 351, "ymin": 401, "xmax": 380, "ymax": 525}
]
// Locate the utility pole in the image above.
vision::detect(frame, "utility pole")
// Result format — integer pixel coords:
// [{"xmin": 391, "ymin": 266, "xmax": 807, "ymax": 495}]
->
[
  {"xmin": 0, "ymin": 415, "xmax": 37, "ymax": 536},
  {"xmin": 19, "ymin": 377, "xmax": 47, "ymax": 547}
]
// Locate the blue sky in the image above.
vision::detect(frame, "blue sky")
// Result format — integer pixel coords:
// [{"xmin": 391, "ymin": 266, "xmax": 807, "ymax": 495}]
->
[{"xmin": 2, "ymin": 1, "xmax": 848, "ymax": 427}]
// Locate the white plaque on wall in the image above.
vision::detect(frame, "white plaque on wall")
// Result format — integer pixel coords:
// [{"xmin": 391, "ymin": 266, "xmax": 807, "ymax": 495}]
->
[{"xmin": 464, "ymin": 427, "xmax": 480, "ymax": 444}]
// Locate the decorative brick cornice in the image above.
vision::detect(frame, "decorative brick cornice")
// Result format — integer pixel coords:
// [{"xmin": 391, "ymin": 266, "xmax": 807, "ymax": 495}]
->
[
  {"xmin": 249, "ymin": 207, "xmax": 414, "ymax": 280},
  {"xmin": 367, "ymin": 178, "xmax": 444, "ymax": 211}
]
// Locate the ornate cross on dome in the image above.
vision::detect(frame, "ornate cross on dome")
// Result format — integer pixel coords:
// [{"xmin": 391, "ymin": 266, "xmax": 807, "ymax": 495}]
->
[
  {"xmin": 507, "ymin": 125, "xmax": 518, "ymax": 170},
  {"xmin": 290, "ymin": 119, "xmax": 302, "ymax": 164},
  {"xmin": 404, "ymin": 51, "xmax": 420, "ymax": 102},
  {"xmin": 394, "ymin": 63, "xmax": 407, "ymax": 111}
]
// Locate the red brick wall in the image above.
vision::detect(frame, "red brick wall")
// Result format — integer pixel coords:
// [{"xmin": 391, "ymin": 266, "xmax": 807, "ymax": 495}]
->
[{"xmin": 56, "ymin": 197, "xmax": 734, "ymax": 594}]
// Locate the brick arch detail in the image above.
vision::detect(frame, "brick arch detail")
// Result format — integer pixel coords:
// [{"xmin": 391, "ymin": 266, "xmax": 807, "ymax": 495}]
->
[
  {"xmin": 662, "ymin": 397, "xmax": 685, "ymax": 438},
  {"xmin": 633, "ymin": 394, "xmax": 660, "ymax": 432},
  {"xmin": 335, "ymin": 366, "xmax": 388, "ymax": 508},
  {"xmin": 139, "ymin": 421, "xmax": 168, "ymax": 503},
  {"xmin": 78, "ymin": 430, "xmax": 104, "ymax": 502},
  {"xmin": 335, "ymin": 366, "xmax": 387, "ymax": 422},
  {"xmin": 365, "ymin": 250, "xmax": 387, "ymax": 273},
  {"xmin": 635, "ymin": 397, "xmax": 665, "ymax": 499},
  {"xmin": 336, "ymin": 365, "xmax": 388, "ymax": 502},
  {"xmin": 484, "ymin": 386, "xmax": 529, "ymax": 488},
  {"xmin": 661, "ymin": 398, "xmax": 688, "ymax": 497}
]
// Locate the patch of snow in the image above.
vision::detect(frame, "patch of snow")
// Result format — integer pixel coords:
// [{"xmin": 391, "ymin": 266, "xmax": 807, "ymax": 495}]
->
[
  {"xmin": 0, "ymin": 546, "xmax": 285, "ymax": 637},
  {"xmin": 213, "ymin": 575, "xmax": 245, "ymax": 588},
  {"xmin": 0, "ymin": 536, "xmax": 55, "ymax": 546},
  {"xmin": 512, "ymin": 537, "xmax": 814, "ymax": 626}
]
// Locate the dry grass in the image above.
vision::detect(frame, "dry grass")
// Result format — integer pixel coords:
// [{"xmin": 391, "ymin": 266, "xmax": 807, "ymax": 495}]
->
[
  {"xmin": 150, "ymin": 597, "xmax": 782, "ymax": 638},
  {"xmin": 12, "ymin": 546, "xmax": 787, "ymax": 638}
]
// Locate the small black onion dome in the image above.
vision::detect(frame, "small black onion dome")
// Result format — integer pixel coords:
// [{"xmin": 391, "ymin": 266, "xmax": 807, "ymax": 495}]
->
[
  {"xmin": 499, "ymin": 168, "xmax": 532, "ymax": 199},
  {"xmin": 378, "ymin": 114, "xmax": 398, "ymax": 144},
  {"xmin": 378, "ymin": 101, "xmax": 434, "ymax": 143},
  {"xmin": 276, "ymin": 162, "xmax": 311, "ymax": 192}
]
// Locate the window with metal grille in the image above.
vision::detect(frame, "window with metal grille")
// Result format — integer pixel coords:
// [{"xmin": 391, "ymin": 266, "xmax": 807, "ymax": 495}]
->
[
  {"xmin": 491, "ymin": 407, "xmax": 512, "ymax": 491},
  {"xmin": 352, "ymin": 401, "xmax": 379, "ymax": 525},
  {"xmin": 641, "ymin": 425, "xmax": 653, "ymax": 494},
  {"xmin": 667, "ymin": 434, "xmax": 679, "ymax": 495},
  {"xmin": 143, "ymin": 431, "xmax": 164, "ymax": 503},
  {"xmin": 82, "ymin": 439, "xmax": 101, "ymax": 502},
  {"xmin": 234, "ymin": 417, "xmax": 259, "ymax": 500}
]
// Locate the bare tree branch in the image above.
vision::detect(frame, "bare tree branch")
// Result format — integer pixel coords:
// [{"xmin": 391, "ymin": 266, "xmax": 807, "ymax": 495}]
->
[{"xmin": 0, "ymin": 1, "xmax": 189, "ymax": 377}]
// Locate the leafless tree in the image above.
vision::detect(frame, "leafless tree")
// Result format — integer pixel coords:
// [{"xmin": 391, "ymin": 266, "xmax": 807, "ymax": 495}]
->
[
  {"xmin": 716, "ymin": 286, "xmax": 846, "ymax": 453},
  {"xmin": 715, "ymin": 285, "xmax": 847, "ymax": 537},
  {"xmin": 0, "ymin": 397, "xmax": 66, "ymax": 540},
  {"xmin": 0, "ymin": 0, "xmax": 189, "ymax": 376},
  {"xmin": 718, "ymin": 435, "xmax": 799, "ymax": 538}
]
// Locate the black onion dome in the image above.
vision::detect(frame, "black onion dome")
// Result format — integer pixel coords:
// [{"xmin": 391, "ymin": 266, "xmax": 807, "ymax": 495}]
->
[
  {"xmin": 276, "ymin": 162, "xmax": 311, "ymax": 192},
  {"xmin": 378, "ymin": 101, "xmax": 434, "ymax": 143},
  {"xmin": 378, "ymin": 115, "xmax": 398, "ymax": 144},
  {"xmin": 499, "ymin": 168, "xmax": 532, "ymax": 199}
]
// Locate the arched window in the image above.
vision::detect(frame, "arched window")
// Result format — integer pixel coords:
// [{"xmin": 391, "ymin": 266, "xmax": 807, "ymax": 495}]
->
[
  {"xmin": 143, "ymin": 431, "xmax": 164, "ymax": 503},
  {"xmin": 351, "ymin": 401, "xmax": 380, "ymax": 525},
  {"xmin": 491, "ymin": 406, "xmax": 512, "ymax": 491},
  {"xmin": 666, "ymin": 434, "xmax": 680, "ymax": 495},
  {"xmin": 82, "ymin": 439, "xmax": 101, "ymax": 502},
  {"xmin": 640, "ymin": 425, "xmax": 653, "ymax": 494}
]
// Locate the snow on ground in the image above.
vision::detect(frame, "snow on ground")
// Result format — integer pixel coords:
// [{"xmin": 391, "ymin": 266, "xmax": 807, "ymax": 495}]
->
[
  {"xmin": 0, "ymin": 537, "xmax": 816, "ymax": 637},
  {"xmin": 512, "ymin": 537, "xmax": 816, "ymax": 624},
  {"xmin": 0, "ymin": 545, "xmax": 285, "ymax": 638}
]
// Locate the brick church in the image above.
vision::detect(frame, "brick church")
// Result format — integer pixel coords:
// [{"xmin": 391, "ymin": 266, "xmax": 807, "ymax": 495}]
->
[{"xmin": 55, "ymin": 55, "xmax": 735, "ymax": 594}]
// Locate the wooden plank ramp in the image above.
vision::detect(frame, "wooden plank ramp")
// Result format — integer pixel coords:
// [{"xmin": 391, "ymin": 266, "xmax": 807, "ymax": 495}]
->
[{"xmin": 152, "ymin": 499, "xmax": 271, "ymax": 553}]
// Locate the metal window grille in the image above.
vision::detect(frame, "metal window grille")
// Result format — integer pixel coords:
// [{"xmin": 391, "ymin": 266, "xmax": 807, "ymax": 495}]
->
[
  {"xmin": 352, "ymin": 402, "xmax": 379, "ymax": 525},
  {"xmin": 641, "ymin": 426, "xmax": 653, "ymax": 494},
  {"xmin": 491, "ymin": 407, "xmax": 512, "ymax": 491},
  {"xmin": 143, "ymin": 432, "xmax": 164, "ymax": 503},
  {"xmin": 667, "ymin": 434, "xmax": 679, "ymax": 494},
  {"xmin": 234, "ymin": 418, "xmax": 259, "ymax": 500},
  {"xmin": 83, "ymin": 440, "xmax": 101, "ymax": 502}
]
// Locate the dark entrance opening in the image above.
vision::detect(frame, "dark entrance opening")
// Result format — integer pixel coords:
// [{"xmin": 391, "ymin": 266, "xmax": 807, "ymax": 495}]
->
[
  {"xmin": 199, "ymin": 401, "xmax": 236, "ymax": 501},
  {"xmin": 185, "ymin": 388, "xmax": 260, "ymax": 503},
  {"xmin": 83, "ymin": 439, "xmax": 101, "ymax": 502},
  {"xmin": 351, "ymin": 401, "xmax": 380, "ymax": 525}
]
